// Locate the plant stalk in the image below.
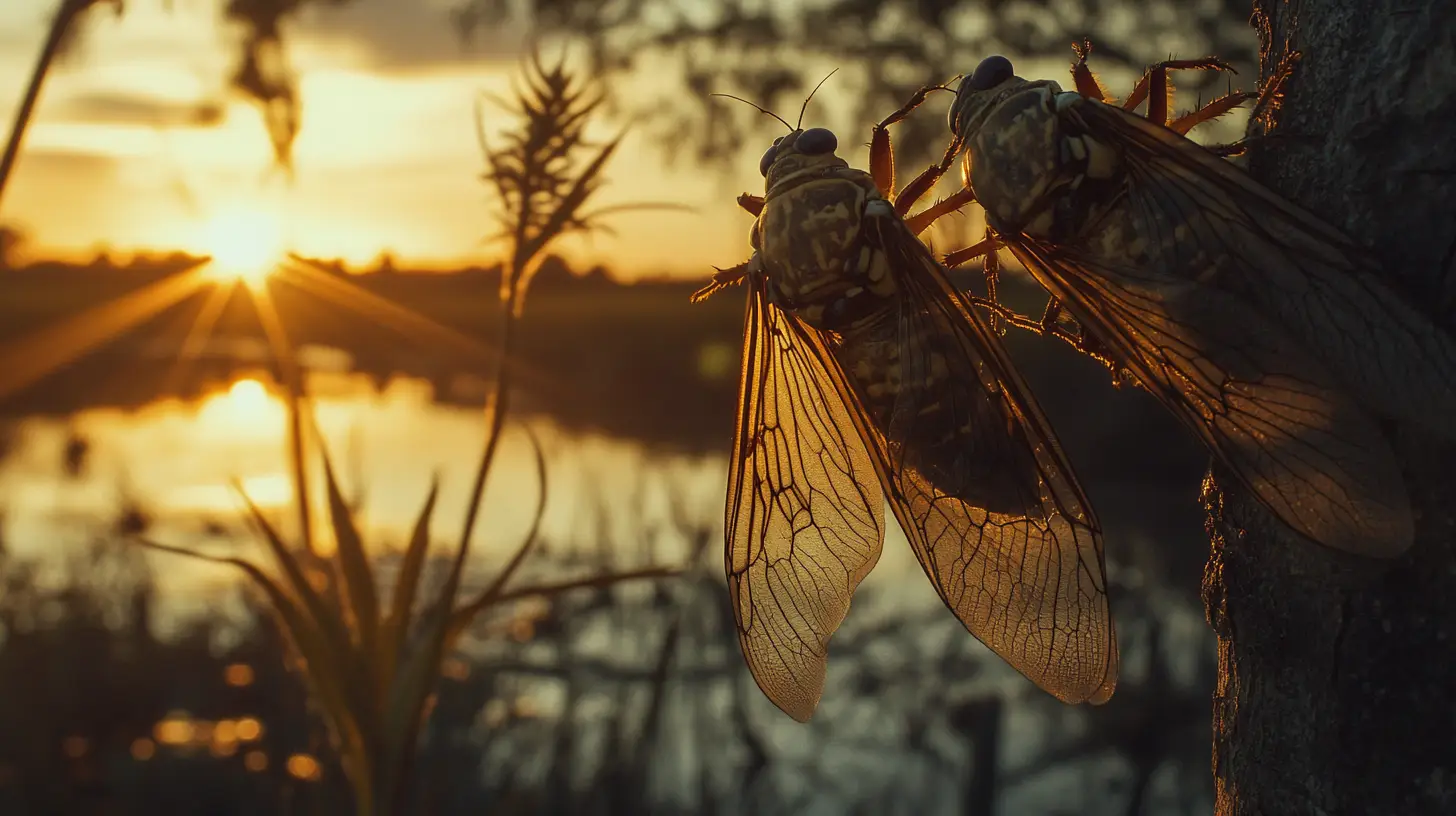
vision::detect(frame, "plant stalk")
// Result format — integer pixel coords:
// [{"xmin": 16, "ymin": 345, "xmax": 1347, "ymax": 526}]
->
[{"xmin": 0, "ymin": 0, "xmax": 85, "ymax": 215}]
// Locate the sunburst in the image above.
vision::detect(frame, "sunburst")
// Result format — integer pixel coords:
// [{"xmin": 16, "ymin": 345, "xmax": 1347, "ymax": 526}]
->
[{"xmin": 201, "ymin": 205, "xmax": 284, "ymax": 288}]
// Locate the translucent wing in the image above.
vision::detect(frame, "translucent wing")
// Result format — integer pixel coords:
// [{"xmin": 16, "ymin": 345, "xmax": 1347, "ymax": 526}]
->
[
  {"xmin": 853, "ymin": 211, "xmax": 1118, "ymax": 704},
  {"xmin": 1067, "ymin": 98, "xmax": 1456, "ymax": 439},
  {"xmin": 1010, "ymin": 239, "xmax": 1413, "ymax": 556},
  {"xmin": 725, "ymin": 269, "xmax": 886, "ymax": 722}
]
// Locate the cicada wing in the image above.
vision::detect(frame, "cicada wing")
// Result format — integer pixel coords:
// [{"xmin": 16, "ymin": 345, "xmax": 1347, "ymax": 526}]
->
[
  {"xmin": 1068, "ymin": 98, "xmax": 1456, "ymax": 439},
  {"xmin": 1010, "ymin": 239, "xmax": 1414, "ymax": 557},
  {"xmin": 856, "ymin": 212, "xmax": 1118, "ymax": 704},
  {"xmin": 725, "ymin": 269, "xmax": 886, "ymax": 723}
]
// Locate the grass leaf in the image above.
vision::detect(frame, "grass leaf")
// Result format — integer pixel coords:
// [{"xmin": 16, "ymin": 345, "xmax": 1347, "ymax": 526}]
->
[
  {"xmin": 132, "ymin": 537, "xmax": 375, "ymax": 811},
  {"xmin": 322, "ymin": 453, "xmax": 381, "ymax": 653},
  {"xmin": 378, "ymin": 476, "xmax": 440, "ymax": 698}
]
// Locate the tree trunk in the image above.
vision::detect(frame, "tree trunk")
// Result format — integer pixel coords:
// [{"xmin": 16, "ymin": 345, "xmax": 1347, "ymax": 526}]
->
[{"xmin": 1203, "ymin": 1, "xmax": 1456, "ymax": 814}]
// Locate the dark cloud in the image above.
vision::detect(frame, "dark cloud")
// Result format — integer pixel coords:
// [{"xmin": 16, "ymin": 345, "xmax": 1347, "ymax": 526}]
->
[
  {"xmin": 293, "ymin": 0, "xmax": 525, "ymax": 71},
  {"xmin": 13, "ymin": 148, "xmax": 120, "ymax": 177},
  {"xmin": 53, "ymin": 92, "xmax": 225, "ymax": 128}
]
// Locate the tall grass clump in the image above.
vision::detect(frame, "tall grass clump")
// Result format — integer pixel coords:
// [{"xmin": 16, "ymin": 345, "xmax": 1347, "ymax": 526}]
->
[{"xmin": 134, "ymin": 53, "xmax": 676, "ymax": 816}]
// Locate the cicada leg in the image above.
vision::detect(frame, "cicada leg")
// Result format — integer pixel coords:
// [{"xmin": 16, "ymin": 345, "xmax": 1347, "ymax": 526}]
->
[
  {"xmin": 1120, "ymin": 57, "xmax": 1239, "ymax": 127},
  {"xmin": 973, "ymin": 292, "xmax": 1127, "ymax": 381},
  {"xmin": 691, "ymin": 257, "xmax": 754, "ymax": 303},
  {"xmin": 942, "ymin": 234, "xmax": 1001, "ymax": 270},
  {"xmin": 869, "ymin": 83, "xmax": 977, "ymax": 225},
  {"xmin": 903, "ymin": 182, "xmax": 978, "ymax": 237},
  {"xmin": 963, "ymin": 294, "xmax": 1102, "ymax": 365},
  {"xmin": 1072, "ymin": 43, "xmax": 1253, "ymax": 138},
  {"xmin": 868, "ymin": 83, "xmax": 943, "ymax": 196},
  {"xmin": 942, "ymin": 231, "xmax": 1027, "ymax": 333},
  {"xmin": 1166, "ymin": 89, "xmax": 1257, "ymax": 135},
  {"xmin": 1070, "ymin": 40, "xmax": 1112, "ymax": 102},
  {"xmin": 1247, "ymin": 50, "xmax": 1302, "ymax": 131},
  {"xmin": 977, "ymin": 229, "xmax": 1005, "ymax": 333},
  {"xmin": 737, "ymin": 193, "xmax": 765, "ymax": 218},
  {"xmin": 1203, "ymin": 51, "xmax": 1303, "ymax": 155}
]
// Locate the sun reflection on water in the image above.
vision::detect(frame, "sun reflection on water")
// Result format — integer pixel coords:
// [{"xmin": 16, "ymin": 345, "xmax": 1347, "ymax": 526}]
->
[
  {"xmin": 196, "ymin": 377, "xmax": 284, "ymax": 434},
  {"xmin": 0, "ymin": 370, "xmax": 736, "ymax": 623}
]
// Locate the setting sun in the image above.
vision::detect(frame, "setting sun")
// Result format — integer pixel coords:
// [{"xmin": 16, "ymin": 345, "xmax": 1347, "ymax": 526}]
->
[{"xmin": 201, "ymin": 207, "xmax": 285, "ymax": 286}]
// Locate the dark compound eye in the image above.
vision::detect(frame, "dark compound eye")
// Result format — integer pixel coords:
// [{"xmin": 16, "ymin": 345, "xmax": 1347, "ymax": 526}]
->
[
  {"xmin": 969, "ymin": 55, "xmax": 1014, "ymax": 91},
  {"xmin": 797, "ymin": 127, "xmax": 838, "ymax": 155},
  {"xmin": 759, "ymin": 144, "xmax": 778, "ymax": 176}
]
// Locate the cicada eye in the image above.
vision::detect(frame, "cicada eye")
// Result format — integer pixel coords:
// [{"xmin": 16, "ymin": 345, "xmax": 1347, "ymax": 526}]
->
[
  {"xmin": 969, "ymin": 55, "xmax": 1014, "ymax": 91},
  {"xmin": 797, "ymin": 127, "xmax": 838, "ymax": 155},
  {"xmin": 759, "ymin": 144, "xmax": 778, "ymax": 177}
]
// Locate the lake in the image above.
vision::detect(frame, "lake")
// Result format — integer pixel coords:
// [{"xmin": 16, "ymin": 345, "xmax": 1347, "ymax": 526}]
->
[{"xmin": 0, "ymin": 363, "xmax": 1219, "ymax": 814}]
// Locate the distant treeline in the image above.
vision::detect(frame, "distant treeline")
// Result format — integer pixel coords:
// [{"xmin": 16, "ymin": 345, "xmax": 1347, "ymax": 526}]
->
[{"xmin": 1, "ymin": 252, "xmax": 1215, "ymax": 566}]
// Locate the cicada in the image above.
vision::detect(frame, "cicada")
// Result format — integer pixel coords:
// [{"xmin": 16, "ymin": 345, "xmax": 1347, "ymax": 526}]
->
[
  {"xmin": 693, "ymin": 112, "xmax": 1117, "ymax": 721},
  {"xmin": 888, "ymin": 48, "xmax": 1456, "ymax": 558}
]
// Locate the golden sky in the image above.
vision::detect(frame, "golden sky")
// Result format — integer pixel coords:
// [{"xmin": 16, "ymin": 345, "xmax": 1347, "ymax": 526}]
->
[
  {"xmin": 0, "ymin": 0, "xmax": 769, "ymax": 280},
  {"xmin": 1, "ymin": 1, "xmax": 1242, "ymax": 281}
]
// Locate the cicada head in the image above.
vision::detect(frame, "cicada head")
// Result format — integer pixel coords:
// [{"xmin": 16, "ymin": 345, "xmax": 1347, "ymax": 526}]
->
[
  {"xmin": 760, "ymin": 127, "xmax": 849, "ymax": 194},
  {"xmin": 947, "ymin": 55, "xmax": 1054, "ymax": 155}
]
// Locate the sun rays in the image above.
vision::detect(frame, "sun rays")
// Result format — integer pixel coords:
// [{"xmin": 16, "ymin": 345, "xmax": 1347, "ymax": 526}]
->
[{"xmin": 0, "ymin": 231, "xmax": 519, "ymax": 421}]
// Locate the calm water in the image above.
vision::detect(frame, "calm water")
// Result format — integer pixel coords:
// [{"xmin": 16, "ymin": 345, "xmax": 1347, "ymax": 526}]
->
[
  {"xmin": 0, "ymin": 371, "xmax": 965, "ymax": 619},
  {"xmin": 0, "ymin": 370, "xmax": 1218, "ymax": 814}
]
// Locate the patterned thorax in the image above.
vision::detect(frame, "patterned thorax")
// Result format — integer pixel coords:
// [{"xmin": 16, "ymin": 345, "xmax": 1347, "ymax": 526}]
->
[
  {"xmin": 960, "ymin": 82, "xmax": 1125, "ymax": 247},
  {"xmin": 756, "ymin": 165, "xmax": 899, "ymax": 334}
]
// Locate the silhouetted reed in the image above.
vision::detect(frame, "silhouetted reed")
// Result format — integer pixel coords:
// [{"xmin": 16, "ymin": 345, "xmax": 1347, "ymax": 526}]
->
[{"xmin": 125, "ymin": 53, "xmax": 676, "ymax": 816}]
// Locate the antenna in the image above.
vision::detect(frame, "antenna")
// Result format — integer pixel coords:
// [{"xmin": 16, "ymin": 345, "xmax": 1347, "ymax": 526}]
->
[
  {"xmin": 710, "ymin": 93, "xmax": 792, "ymax": 131},
  {"xmin": 797, "ymin": 69, "xmax": 840, "ymax": 128}
]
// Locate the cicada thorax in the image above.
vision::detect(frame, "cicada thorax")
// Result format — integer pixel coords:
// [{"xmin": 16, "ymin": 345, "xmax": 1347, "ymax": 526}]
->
[
  {"xmin": 974, "ymin": 87, "xmax": 1266, "ymax": 293},
  {"xmin": 756, "ymin": 167, "xmax": 901, "ymax": 333},
  {"xmin": 759, "ymin": 167, "xmax": 1040, "ymax": 517},
  {"xmin": 968, "ymin": 83, "xmax": 1126, "ymax": 249}
]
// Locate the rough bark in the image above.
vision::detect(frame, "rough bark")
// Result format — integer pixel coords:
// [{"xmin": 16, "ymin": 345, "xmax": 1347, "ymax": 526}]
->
[{"xmin": 1203, "ymin": 1, "xmax": 1456, "ymax": 814}]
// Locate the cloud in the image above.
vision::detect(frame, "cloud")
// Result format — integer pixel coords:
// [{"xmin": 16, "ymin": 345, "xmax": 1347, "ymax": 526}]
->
[
  {"xmin": 11, "ymin": 147, "xmax": 121, "ymax": 178},
  {"xmin": 52, "ymin": 91, "xmax": 225, "ymax": 128},
  {"xmin": 292, "ymin": 0, "xmax": 527, "ymax": 72}
]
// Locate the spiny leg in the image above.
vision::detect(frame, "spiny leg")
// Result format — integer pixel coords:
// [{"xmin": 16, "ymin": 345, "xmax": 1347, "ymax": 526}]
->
[
  {"xmin": 868, "ymin": 84, "xmax": 938, "ymax": 195},
  {"xmin": 904, "ymin": 185, "xmax": 978, "ymax": 237},
  {"xmin": 1121, "ymin": 58, "xmax": 1238, "ymax": 127},
  {"xmin": 942, "ymin": 233, "xmax": 1002, "ymax": 270},
  {"xmin": 943, "ymin": 230, "xmax": 1125, "ymax": 372},
  {"xmin": 1167, "ymin": 88, "xmax": 1256, "ymax": 135},
  {"xmin": 962, "ymin": 294, "xmax": 1099, "ymax": 362},
  {"xmin": 981, "ymin": 229, "xmax": 1005, "ymax": 333},
  {"xmin": 893, "ymin": 158, "xmax": 949, "ymax": 216},
  {"xmin": 737, "ymin": 193, "xmax": 765, "ymax": 217},
  {"xmin": 1202, "ymin": 52, "xmax": 1303, "ymax": 154},
  {"xmin": 1038, "ymin": 297, "xmax": 1065, "ymax": 332},
  {"xmin": 966, "ymin": 291, "xmax": 1126, "ymax": 377},
  {"xmin": 1248, "ymin": 50, "xmax": 1302, "ymax": 132},
  {"xmin": 691, "ymin": 257, "xmax": 753, "ymax": 303},
  {"xmin": 1070, "ymin": 41, "xmax": 1111, "ymax": 102}
]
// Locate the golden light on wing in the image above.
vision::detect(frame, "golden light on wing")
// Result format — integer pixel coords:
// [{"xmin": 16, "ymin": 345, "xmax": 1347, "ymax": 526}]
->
[
  {"xmin": 854, "ymin": 211, "xmax": 1118, "ymax": 704},
  {"xmin": 726, "ymin": 283, "xmax": 885, "ymax": 722}
]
